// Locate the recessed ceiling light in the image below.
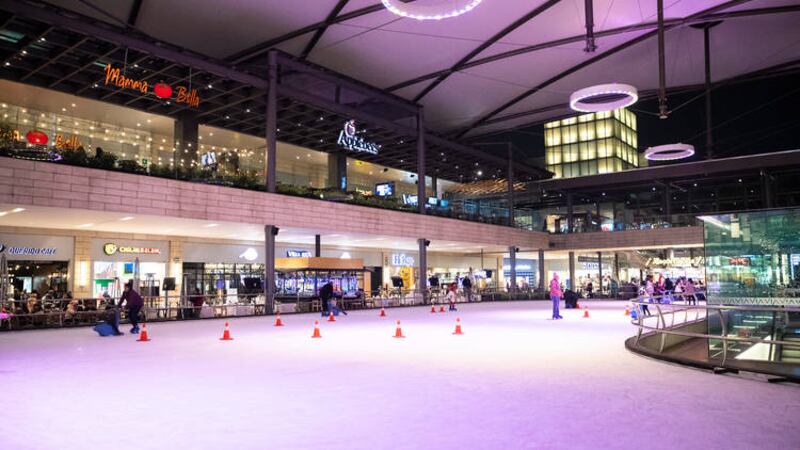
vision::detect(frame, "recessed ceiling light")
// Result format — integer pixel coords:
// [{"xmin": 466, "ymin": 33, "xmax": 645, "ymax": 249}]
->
[
  {"xmin": 11, "ymin": 208, "xmax": 25, "ymax": 213},
  {"xmin": 119, "ymin": 216, "xmax": 134, "ymax": 221},
  {"xmin": 77, "ymin": 223, "xmax": 94, "ymax": 228},
  {"xmin": 204, "ymin": 223, "xmax": 219, "ymax": 228}
]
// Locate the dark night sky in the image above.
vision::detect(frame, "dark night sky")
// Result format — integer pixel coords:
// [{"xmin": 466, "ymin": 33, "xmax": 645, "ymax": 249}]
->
[{"xmin": 493, "ymin": 71, "xmax": 800, "ymax": 165}]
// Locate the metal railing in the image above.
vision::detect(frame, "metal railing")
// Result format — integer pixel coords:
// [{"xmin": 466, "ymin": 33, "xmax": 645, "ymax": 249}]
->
[
  {"xmin": 0, "ymin": 287, "xmax": 546, "ymax": 331},
  {"xmin": 629, "ymin": 293, "xmax": 800, "ymax": 377}
]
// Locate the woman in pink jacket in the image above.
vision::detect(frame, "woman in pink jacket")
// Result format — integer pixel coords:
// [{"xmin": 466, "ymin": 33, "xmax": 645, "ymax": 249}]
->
[{"xmin": 550, "ymin": 273, "xmax": 563, "ymax": 320}]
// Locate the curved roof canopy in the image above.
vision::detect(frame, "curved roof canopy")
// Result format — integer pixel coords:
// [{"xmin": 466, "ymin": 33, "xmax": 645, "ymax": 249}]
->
[{"xmin": 8, "ymin": 0, "xmax": 800, "ymax": 140}]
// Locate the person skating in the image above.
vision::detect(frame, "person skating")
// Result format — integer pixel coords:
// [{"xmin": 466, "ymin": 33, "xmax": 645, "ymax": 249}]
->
[
  {"xmin": 446, "ymin": 282, "xmax": 458, "ymax": 311},
  {"xmin": 118, "ymin": 281, "xmax": 144, "ymax": 334},
  {"xmin": 550, "ymin": 273, "xmax": 563, "ymax": 319}
]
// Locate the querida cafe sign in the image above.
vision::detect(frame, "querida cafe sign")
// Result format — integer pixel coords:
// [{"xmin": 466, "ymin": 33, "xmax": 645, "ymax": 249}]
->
[{"xmin": 104, "ymin": 64, "xmax": 201, "ymax": 108}]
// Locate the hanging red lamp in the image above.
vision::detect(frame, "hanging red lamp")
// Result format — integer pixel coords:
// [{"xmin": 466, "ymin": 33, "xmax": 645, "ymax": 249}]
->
[
  {"xmin": 153, "ymin": 82, "xmax": 172, "ymax": 99},
  {"xmin": 26, "ymin": 129, "xmax": 48, "ymax": 145}
]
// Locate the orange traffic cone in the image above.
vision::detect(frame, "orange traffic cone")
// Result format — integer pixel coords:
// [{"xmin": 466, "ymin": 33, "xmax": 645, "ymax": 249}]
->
[
  {"xmin": 430, "ymin": 305, "xmax": 436, "ymax": 313},
  {"xmin": 583, "ymin": 307, "xmax": 590, "ymax": 318},
  {"xmin": 624, "ymin": 306, "xmax": 630, "ymax": 316},
  {"xmin": 328, "ymin": 311, "xmax": 336, "ymax": 322},
  {"xmin": 220, "ymin": 321, "xmax": 234, "ymax": 340},
  {"xmin": 136, "ymin": 323, "xmax": 150, "ymax": 342},
  {"xmin": 379, "ymin": 307, "xmax": 386, "ymax": 317},
  {"xmin": 393, "ymin": 320, "xmax": 405, "ymax": 338},
  {"xmin": 439, "ymin": 306, "xmax": 445, "ymax": 313},
  {"xmin": 274, "ymin": 313, "xmax": 284, "ymax": 327},
  {"xmin": 311, "ymin": 320, "xmax": 322, "ymax": 338},
  {"xmin": 453, "ymin": 317, "xmax": 464, "ymax": 335}
]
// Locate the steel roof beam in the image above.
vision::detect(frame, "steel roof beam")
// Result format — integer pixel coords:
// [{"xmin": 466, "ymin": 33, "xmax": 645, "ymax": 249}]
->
[
  {"xmin": 406, "ymin": 0, "xmax": 561, "ymax": 102},
  {"xmin": 300, "ymin": 0, "xmax": 350, "ymax": 60},
  {"xmin": 387, "ymin": 3, "xmax": 796, "ymax": 92},
  {"xmin": 454, "ymin": 0, "xmax": 757, "ymax": 138}
]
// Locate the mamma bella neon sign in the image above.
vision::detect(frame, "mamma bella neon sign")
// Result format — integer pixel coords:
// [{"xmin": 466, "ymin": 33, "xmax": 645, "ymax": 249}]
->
[
  {"xmin": 337, "ymin": 120, "xmax": 380, "ymax": 155},
  {"xmin": 103, "ymin": 64, "xmax": 200, "ymax": 108}
]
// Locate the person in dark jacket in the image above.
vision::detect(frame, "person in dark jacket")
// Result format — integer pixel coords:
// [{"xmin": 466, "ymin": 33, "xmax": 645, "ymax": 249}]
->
[
  {"xmin": 319, "ymin": 282, "xmax": 333, "ymax": 316},
  {"xmin": 118, "ymin": 281, "xmax": 144, "ymax": 334}
]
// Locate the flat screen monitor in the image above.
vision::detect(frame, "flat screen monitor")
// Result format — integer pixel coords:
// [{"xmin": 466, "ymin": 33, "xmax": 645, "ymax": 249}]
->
[
  {"xmin": 375, "ymin": 182, "xmax": 394, "ymax": 197},
  {"xmin": 123, "ymin": 262, "xmax": 134, "ymax": 275},
  {"xmin": 391, "ymin": 276, "xmax": 404, "ymax": 288},
  {"xmin": 427, "ymin": 197, "xmax": 438, "ymax": 206}
]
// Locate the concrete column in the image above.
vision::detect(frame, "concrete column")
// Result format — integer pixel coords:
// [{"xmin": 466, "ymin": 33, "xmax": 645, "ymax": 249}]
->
[
  {"xmin": 614, "ymin": 252, "xmax": 620, "ymax": 281},
  {"xmin": 664, "ymin": 184, "xmax": 671, "ymax": 221},
  {"xmin": 72, "ymin": 236, "xmax": 92, "ymax": 298},
  {"xmin": 508, "ymin": 246, "xmax": 517, "ymax": 292},
  {"xmin": 761, "ymin": 169, "xmax": 774, "ymax": 208},
  {"xmin": 568, "ymin": 251, "xmax": 576, "ymax": 290},
  {"xmin": 538, "ymin": 248, "xmax": 545, "ymax": 295},
  {"xmin": 174, "ymin": 113, "xmax": 199, "ymax": 166},
  {"xmin": 264, "ymin": 225, "xmax": 278, "ymax": 313},
  {"xmin": 168, "ymin": 240, "xmax": 183, "ymax": 307},
  {"xmin": 327, "ymin": 153, "xmax": 347, "ymax": 191},
  {"xmin": 314, "ymin": 234, "xmax": 321, "ymax": 257},
  {"xmin": 597, "ymin": 251, "xmax": 602, "ymax": 294},
  {"xmin": 431, "ymin": 176, "xmax": 438, "ymax": 198},
  {"xmin": 417, "ymin": 109, "xmax": 426, "ymax": 215},
  {"xmin": 418, "ymin": 238, "xmax": 428, "ymax": 303},
  {"xmin": 266, "ymin": 51, "xmax": 278, "ymax": 192}
]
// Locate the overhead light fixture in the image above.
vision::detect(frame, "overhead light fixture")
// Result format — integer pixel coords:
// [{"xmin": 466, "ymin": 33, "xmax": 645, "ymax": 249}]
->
[
  {"xmin": 77, "ymin": 223, "xmax": 94, "ymax": 228},
  {"xmin": 569, "ymin": 83, "xmax": 638, "ymax": 112},
  {"xmin": 119, "ymin": 216, "xmax": 134, "ymax": 221},
  {"xmin": 382, "ymin": 0, "xmax": 483, "ymax": 21},
  {"xmin": 204, "ymin": 223, "xmax": 219, "ymax": 228},
  {"xmin": 11, "ymin": 208, "xmax": 25, "ymax": 213},
  {"xmin": 644, "ymin": 143, "xmax": 695, "ymax": 161}
]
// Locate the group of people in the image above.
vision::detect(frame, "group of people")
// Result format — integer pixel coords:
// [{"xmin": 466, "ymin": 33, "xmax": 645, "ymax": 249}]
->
[
  {"xmin": 639, "ymin": 274, "xmax": 702, "ymax": 316},
  {"xmin": 95, "ymin": 281, "xmax": 144, "ymax": 336}
]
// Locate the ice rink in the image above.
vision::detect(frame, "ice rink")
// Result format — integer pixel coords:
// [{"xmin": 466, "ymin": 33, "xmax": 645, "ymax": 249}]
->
[{"xmin": 1, "ymin": 301, "xmax": 799, "ymax": 450}]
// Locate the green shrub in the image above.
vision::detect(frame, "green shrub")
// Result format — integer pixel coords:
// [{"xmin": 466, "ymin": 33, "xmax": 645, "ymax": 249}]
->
[
  {"xmin": 59, "ymin": 146, "xmax": 89, "ymax": 166},
  {"xmin": 117, "ymin": 159, "xmax": 143, "ymax": 174},
  {"xmin": 89, "ymin": 149, "xmax": 117, "ymax": 169}
]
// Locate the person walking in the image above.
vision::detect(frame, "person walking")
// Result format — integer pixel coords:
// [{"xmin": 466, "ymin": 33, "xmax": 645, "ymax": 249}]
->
[
  {"xmin": 462, "ymin": 270, "xmax": 473, "ymax": 302},
  {"xmin": 118, "ymin": 281, "xmax": 144, "ymax": 334},
  {"xmin": 642, "ymin": 275, "xmax": 654, "ymax": 316},
  {"xmin": 684, "ymin": 278, "xmax": 697, "ymax": 305},
  {"xmin": 550, "ymin": 273, "xmax": 563, "ymax": 320}
]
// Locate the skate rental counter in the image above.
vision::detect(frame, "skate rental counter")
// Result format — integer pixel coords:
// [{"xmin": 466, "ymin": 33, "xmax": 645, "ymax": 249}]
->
[{"xmin": 274, "ymin": 257, "xmax": 370, "ymax": 313}]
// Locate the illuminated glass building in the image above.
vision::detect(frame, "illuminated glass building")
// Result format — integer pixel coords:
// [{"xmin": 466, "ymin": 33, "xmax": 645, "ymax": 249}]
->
[{"xmin": 544, "ymin": 108, "xmax": 639, "ymax": 179}]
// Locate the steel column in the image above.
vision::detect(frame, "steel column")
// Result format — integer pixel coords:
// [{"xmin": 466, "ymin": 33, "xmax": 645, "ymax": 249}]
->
[
  {"xmin": 584, "ymin": 0, "xmax": 597, "ymax": 52},
  {"xmin": 538, "ymin": 249, "xmax": 546, "ymax": 295},
  {"xmin": 315, "ymin": 234, "xmax": 321, "ymax": 257},
  {"xmin": 507, "ymin": 143, "xmax": 515, "ymax": 226},
  {"xmin": 417, "ymin": 109, "xmax": 426, "ymax": 215},
  {"xmin": 266, "ymin": 51, "xmax": 278, "ymax": 192},
  {"xmin": 703, "ymin": 24, "xmax": 714, "ymax": 159},
  {"xmin": 657, "ymin": 0, "xmax": 668, "ymax": 118},
  {"xmin": 567, "ymin": 193, "xmax": 574, "ymax": 233}
]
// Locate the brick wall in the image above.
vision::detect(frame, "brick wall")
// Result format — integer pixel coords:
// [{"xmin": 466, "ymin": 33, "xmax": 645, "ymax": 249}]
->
[{"xmin": 0, "ymin": 157, "xmax": 548, "ymax": 249}]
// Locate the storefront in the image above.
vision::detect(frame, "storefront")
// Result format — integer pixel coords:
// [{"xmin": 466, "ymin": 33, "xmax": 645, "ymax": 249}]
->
[
  {"xmin": 383, "ymin": 252, "xmax": 418, "ymax": 290},
  {"xmin": 182, "ymin": 242, "xmax": 266, "ymax": 298},
  {"xmin": 91, "ymin": 238, "xmax": 169, "ymax": 297},
  {"xmin": 503, "ymin": 258, "xmax": 537, "ymax": 290},
  {"xmin": 1, "ymin": 233, "xmax": 73, "ymax": 298}
]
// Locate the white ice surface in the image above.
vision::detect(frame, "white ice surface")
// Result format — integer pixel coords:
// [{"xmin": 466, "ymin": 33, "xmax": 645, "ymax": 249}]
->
[{"xmin": 1, "ymin": 301, "xmax": 799, "ymax": 450}]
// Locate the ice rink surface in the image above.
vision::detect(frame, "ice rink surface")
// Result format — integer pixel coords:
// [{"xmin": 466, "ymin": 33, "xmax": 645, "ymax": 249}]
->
[{"xmin": 1, "ymin": 301, "xmax": 799, "ymax": 450}]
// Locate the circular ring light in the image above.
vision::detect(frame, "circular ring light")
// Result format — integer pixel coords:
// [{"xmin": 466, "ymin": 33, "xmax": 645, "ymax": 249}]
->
[
  {"xmin": 569, "ymin": 83, "xmax": 638, "ymax": 112},
  {"xmin": 644, "ymin": 143, "xmax": 695, "ymax": 161},
  {"xmin": 382, "ymin": 0, "xmax": 483, "ymax": 21}
]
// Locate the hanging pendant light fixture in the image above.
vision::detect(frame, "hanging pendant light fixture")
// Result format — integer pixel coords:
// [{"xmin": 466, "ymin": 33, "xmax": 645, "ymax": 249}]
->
[{"xmin": 382, "ymin": 0, "xmax": 483, "ymax": 21}]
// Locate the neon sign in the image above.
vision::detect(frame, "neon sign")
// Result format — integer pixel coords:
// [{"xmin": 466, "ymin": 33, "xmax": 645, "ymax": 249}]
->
[
  {"xmin": 103, "ymin": 64, "xmax": 200, "ymax": 107},
  {"xmin": 337, "ymin": 120, "xmax": 380, "ymax": 155}
]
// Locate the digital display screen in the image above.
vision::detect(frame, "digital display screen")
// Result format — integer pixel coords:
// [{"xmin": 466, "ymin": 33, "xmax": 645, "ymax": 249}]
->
[
  {"xmin": 123, "ymin": 262, "xmax": 134, "ymax": 275},
  {"xmin": 427, "ymin": 197, "xmax": 438, "ymax": 206},
  {"xmin": 201, "ymin": 152, "xmax": 217, "ymax": 166},
  {"xmin": 375, "ymin": 182, "xmax": 394, "ymax": 197}
]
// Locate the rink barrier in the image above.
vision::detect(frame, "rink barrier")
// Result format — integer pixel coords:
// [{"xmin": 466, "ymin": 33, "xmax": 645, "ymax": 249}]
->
[
  {"xmin": 0, "ymin": 287, "xmax": 550, "ymax": 331},
  {"xmin": 627, "ymin": 294, "xmax": 800, "ymax": 382}
]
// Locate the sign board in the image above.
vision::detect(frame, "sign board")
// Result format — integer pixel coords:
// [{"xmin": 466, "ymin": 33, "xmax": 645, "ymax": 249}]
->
[
  {"xmin": 337, "ymin": 120, "xmax": 380, "ymax": 155},
  {"xmin": 390, "ymin": 253, "xmax": 415, "ymax": 267},
  {"xmin": 287, "ymin": 249, "xmax": 311, "ymax": 258},
  {"xmin": 0, "ymin": 234, "xmax": 74, "ymax": 261}
]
